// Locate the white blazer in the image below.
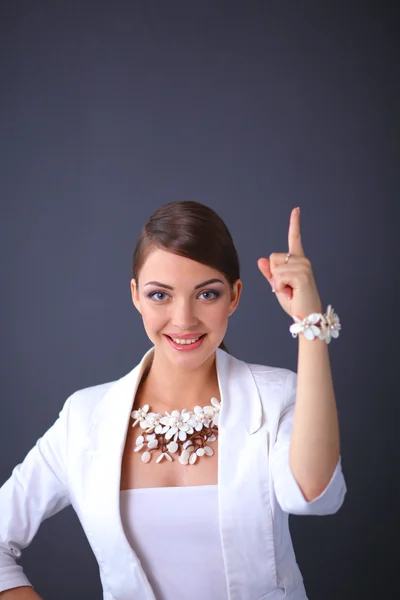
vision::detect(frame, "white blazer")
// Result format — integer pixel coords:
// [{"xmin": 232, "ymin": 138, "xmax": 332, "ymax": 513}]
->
[{"xmin": 0, "ymin": 347, "xmax": 347, "ymax": 600}]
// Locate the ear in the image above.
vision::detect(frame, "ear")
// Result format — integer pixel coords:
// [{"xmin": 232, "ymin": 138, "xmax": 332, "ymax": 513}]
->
[
  {"xmin": 130, "ymin": 278, "xmax": 141, "ymax": 314},
  {"xmin": 228, "ymin": 279, "xmax": 242, "ymax": 316}
]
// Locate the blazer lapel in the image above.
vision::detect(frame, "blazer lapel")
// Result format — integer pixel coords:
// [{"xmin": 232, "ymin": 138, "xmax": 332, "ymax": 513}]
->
[
  {"xmin": 82, "ymin": 347, "xmax": 157, "ymax": 599},
  {"xmin": 216, "ymin": 350, "xmax": 284, "ymax": 599},
  {"xmin": 216, "ymin": 347, "xmax": 262, "ymax": 434}
]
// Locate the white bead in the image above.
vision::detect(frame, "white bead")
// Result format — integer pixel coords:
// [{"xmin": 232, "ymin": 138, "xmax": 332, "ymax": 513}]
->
[
  {"xmin": 196, "ymin": 448, "xmax": 205, "ymax": 457},
  {"xmin": 141, "ymin": 451, "xmax": 151, "ymax": 463},
  {"xmin": 134, "ymin": 443, "xmax": 144, "ymax": 452},
  {"xmin": 304, "ymin": 328, "xmax": 316, "ymax": 340},
  {"xmin": 136, "ymin": 436, "xmax": 144, "ymax": 445},
  {"xmin": 167, "ymin": 441, "xmax": 178, "ymax": 454},
  {"xmin": 189, "ymin": 453, "xmax": 197, "ymax": 464},
  {"xmin": 207, "ymin": 435, "xmax": 217, "ymax": 442},
  {"xmin": 204, "ymin": 446, "xmax": 214, "ymax": 456},
  {"xmin": 165, "ymin": 427, "xmax": 177, "ymax": 440},
  {"xmin": 147, "ymin": 440, "xmax": 159, "ymax": 449},
  {"xmin": 180, "ymin": 450, "xmax": 190, "ymax": 461}
]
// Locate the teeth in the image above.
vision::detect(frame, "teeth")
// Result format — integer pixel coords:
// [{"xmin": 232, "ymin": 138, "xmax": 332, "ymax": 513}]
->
[{"xmin": 170, "ymin": 336, "xmax": 201, "ymax": 345}]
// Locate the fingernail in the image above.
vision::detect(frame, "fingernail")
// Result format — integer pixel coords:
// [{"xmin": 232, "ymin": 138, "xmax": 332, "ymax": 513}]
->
[{"xmin": 296, "ymin": 207, "xmax": 300, "ymax": 214}]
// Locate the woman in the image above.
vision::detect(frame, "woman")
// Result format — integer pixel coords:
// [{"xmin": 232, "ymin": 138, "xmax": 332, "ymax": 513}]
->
[{"xmin": 0, "ymin": 200, "xmax": 346, "ymax": 600}]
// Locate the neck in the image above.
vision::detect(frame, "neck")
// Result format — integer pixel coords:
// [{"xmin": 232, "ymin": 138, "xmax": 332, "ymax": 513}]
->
[{"xmin": 137, "ymin": 349, "xmax": 220, "ymax": 412}]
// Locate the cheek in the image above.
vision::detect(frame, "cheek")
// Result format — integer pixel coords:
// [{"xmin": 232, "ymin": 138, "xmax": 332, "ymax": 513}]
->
[
  {"xmin": 203, "ymin": 301, "xmax": 230, "ymax": 327},
  {"xmin": 140, "ymin": 305, "xmax": 166, "ymax": 331}
]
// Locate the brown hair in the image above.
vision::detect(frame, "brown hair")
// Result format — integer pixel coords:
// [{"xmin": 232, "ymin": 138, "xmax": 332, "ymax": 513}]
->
[{"xmin": 132, "ymin": 200, "xmax": 240, "ymax": 353}]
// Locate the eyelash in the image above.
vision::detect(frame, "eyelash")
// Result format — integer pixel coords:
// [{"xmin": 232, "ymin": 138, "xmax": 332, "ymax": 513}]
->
[{"xmin": 147, "ymin": 290, "xmax": 221, "ymax": 302}]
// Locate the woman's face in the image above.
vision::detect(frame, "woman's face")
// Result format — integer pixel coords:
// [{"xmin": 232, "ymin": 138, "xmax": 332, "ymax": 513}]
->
[{"xmin": 131, "ymin": 248, "xmax": 242, "ymax": 370}]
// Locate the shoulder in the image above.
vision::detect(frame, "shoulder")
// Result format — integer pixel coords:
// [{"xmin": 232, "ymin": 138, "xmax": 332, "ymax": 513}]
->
[
  {"xmin": 66, "ymin": 379, "xmax": 117, "ymax": 424},
  {"xmin": 240, "ymin": 356, "xmax": 297, "ymax": 411},
  {"xmin": 243, "ymin": 361, "xmax": 298, "ymax": 432},
  {"xmin": 247, "ymin": 360, "xmax": 296, "ymax": 385}
]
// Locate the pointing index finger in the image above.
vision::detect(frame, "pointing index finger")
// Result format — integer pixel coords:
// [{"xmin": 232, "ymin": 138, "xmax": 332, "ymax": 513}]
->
[{"xmin": 288, "ymin": 207, "xmax": 304, "ymax": 256}]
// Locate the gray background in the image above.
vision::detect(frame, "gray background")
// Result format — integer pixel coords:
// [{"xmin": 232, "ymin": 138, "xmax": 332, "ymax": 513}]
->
[{"xmin": 0, "ymin": 1, "xmax": 397, "ymax": 598}]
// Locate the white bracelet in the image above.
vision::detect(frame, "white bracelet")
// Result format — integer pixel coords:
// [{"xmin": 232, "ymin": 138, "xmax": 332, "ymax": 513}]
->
[{"xmin": 289, "ymin": 305, "xmax": 341, "ymax": 344}]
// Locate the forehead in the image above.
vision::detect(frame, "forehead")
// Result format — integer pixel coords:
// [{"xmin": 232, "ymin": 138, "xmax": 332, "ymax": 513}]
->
[{"xmin": 139, "ymin": 248, "xmax": 226, "ymax": 283}]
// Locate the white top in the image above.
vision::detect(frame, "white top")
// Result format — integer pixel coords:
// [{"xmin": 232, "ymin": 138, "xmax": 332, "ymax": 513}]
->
[
  {"xmin": 120, "ymin": 485, "xmax": 229, "ymax": 600},
  {"xmin": 0, "ymin": 348, "xmax": 347, "ymax": 598}
]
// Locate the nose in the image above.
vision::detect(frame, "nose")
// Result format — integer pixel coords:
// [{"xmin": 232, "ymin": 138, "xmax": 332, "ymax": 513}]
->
[{"xmin": 170, "ymin": 298, "xmax": 199, "ymax": 331}]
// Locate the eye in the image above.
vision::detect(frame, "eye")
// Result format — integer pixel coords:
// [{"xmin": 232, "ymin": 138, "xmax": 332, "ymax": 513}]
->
[
  {"xmin": 198, "ymin": 290, "xmax": 220, "ymax": 300},
  {"xmin": 148, "ymin": 291, "xmax": 169, "ymax": 301}
]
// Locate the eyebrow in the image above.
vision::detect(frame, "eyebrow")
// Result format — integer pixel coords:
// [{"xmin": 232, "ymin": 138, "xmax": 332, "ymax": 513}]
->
[{"xmin": 144, "ymin": 278, "xmax": 225, "ymax": 290}]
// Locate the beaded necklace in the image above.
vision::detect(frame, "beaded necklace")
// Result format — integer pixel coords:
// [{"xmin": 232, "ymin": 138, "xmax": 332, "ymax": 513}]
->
[{"xmin": 130, "ymin": 397, "xmax": 220, "ymax": 466}]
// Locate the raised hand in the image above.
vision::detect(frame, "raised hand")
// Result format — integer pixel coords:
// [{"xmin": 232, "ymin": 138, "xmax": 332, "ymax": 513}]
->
[{"xmin": 257, "ymin": 207, "xmax": 323, "ymax": 319}]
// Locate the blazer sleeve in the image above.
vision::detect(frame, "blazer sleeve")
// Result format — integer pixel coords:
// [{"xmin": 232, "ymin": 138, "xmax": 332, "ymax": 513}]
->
[
  {"xmin": 270, "ymin": 369, "xmax": 347, "ymax": 516},
  {"xmin": 0, "ymin": 394, "xmax": 72, "ymax": 592}
]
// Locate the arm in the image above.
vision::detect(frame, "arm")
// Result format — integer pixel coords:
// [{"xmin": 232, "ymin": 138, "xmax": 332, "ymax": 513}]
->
[
  {"xmin": 0, "ymin": 587, "xmax": 43, "ymax": 599},
  {"xmin": 270, "ymin": 365, "xmax": 346, "ymax": 516},
  {"xmin": 0, "ymin": 396, "xmax": 72, "ymax": 593},
  {"xmin": 289, "ymin": 335, "xmax": 341, "ymax": 501},
  {"xmin": 260, "ymin": 207, "xmax": 346, "ymax": 514}
]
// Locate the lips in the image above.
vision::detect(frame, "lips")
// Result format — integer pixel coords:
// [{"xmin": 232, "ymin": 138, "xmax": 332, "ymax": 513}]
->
[
  {"xmin": 164, "ymin": 334, "xmax": 207, "ymax": 351},
  {"xmin": 164, "ymin": 334, "xmax": 206, "ymax": 342}
]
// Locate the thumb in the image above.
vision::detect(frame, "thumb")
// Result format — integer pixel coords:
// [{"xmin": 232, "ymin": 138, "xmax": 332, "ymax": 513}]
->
[{"xmin": 257, "ymin": 258, "xmax": 274, "ymax": 289}]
